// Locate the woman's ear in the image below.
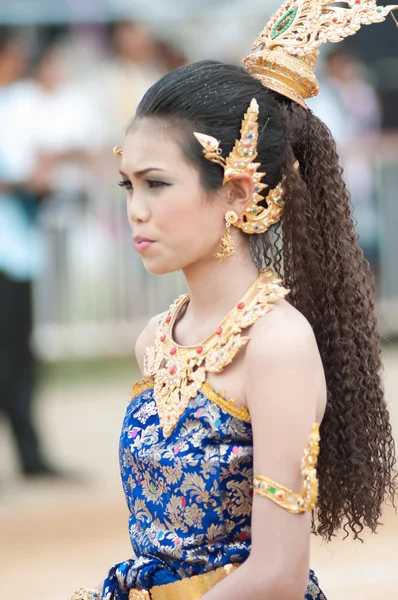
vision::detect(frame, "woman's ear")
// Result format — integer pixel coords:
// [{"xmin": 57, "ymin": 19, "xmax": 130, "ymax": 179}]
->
[{"xmin": 225, "ymin": 172, "xmax": 255, "ymax": 216}]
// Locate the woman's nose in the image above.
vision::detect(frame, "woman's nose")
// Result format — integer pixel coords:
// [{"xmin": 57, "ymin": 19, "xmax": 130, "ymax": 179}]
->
[{"xmin": 127, "ymin": 195, "xmax": 150, "ymax": 226}]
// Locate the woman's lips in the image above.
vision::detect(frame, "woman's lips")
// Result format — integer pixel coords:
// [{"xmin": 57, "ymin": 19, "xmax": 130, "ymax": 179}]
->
[{"xmin": 135, "ymin": 240, "xmax": 155, "ymax": 254}]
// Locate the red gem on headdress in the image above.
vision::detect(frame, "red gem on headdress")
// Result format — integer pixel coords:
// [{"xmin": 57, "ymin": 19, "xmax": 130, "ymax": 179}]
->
[
  {"xmin": 196, "ymin": 346, "xmax": 203, "ymax": 354},
  {"xmin": 166, "ymin": 316, "xmax": 171, "ymax": 324},
  {"xmin": 237, "ymin": 302, "xmax": 245, "ymax": 310},
  {"xmin": 169, "ymin": 366, "xmax": 177, "ymax": 376},
  {"xmin": 216, "ymin": 327, "xmax": 223, "ymax": 336},
  {"xmin": 170, "ymin": 347, "xmax": 177, "ymax": 355},
  {"xmin": 332, "ymin": 17, "xmax": 338, "ymax": 22},
  {"xmin": 160, "ymin": 335, "xmax": 166, "ymax": 343}
]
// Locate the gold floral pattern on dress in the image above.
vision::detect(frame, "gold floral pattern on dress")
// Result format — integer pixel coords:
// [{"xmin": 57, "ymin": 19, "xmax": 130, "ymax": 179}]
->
[
  {"xmin": 306, "ymin": 574, "xmax": 327, "ymax": 600},
  {"xmin": 104, "ymin": 382, "xmax": 327, "ymax": 599}
]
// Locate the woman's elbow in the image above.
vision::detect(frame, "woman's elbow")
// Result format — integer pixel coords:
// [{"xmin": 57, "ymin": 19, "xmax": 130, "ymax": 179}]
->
[
  {"xmin": 273, "ymin": 572, "xmax": 308, "ymax": 600},
  {"xmin": 247, "ymin": 563, "xmax": 308, "ymax": 600}
]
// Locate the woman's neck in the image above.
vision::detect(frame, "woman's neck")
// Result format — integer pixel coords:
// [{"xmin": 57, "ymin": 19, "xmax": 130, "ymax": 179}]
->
[{"xmin": 182, "ymin": 242, "xmax": 259, "ymax": 324}]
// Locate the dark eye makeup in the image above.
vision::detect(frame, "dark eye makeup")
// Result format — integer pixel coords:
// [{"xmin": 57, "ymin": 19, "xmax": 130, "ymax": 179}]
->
[
  {"xmin": 117, "ymin": 180, "xmax": 170, "ymax": 190},
  {"xmin": 118, "ymin": 180, "xmax": 132, "ymax": 189}
]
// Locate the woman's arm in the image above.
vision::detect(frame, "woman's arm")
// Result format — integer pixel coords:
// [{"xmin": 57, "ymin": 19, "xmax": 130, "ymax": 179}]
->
[{"xmin": 202, "ymin": 303, "xmax": 326, "ymax": 600}]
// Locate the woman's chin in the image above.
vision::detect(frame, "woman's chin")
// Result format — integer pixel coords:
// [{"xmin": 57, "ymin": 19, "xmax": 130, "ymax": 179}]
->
[{"xmin": 142, "ymin": 258, "xmax": 182, "ymax": 276}]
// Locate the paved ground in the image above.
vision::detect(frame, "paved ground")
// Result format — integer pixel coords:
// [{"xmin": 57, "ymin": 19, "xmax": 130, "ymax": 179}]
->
[{"xmin": 1, "ymin": 348, "xmax": 397, "ymax": 600}]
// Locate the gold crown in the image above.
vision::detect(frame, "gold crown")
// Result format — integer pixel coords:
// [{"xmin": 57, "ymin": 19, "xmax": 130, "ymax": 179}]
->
[{"xmin": 243, "ymin": 0, "xmax": 398, "ymax": 109}]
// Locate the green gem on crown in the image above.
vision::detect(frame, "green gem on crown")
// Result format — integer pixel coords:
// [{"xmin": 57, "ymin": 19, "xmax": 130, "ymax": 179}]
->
[
  {"xmin": 269, "ymin": 486, "xmax": 276, "ymax": 494},
  {"xmin": 271, "ymin": 6, "xmax": 298, "ymax": 40}
]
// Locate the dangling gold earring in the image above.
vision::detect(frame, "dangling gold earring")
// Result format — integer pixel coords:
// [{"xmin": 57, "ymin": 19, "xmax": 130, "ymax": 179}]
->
[{"xmin": 214, "ymin": 211, "xmax": 239, "ymax": 261}]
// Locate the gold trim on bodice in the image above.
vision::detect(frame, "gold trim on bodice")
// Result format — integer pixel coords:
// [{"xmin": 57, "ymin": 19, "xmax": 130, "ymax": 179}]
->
[
  {"xmin": 130, "ymin": 378, "xmax": 155, "ymax": 399},
  {"xmin": 142, "ymin": 268, "xmax": 289, "ymax": 438},
  {"xmin": 130, "ymin": 378, "xmax": 251, "ymax": 424},
  {"xmin": 201, "ymin": 381, "xmax": 251, "ymax": 423}
]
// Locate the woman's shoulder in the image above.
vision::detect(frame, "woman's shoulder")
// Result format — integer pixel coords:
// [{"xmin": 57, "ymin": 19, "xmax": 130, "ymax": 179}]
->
[
  {"xmin": 135, "ymin": 311, "xmax": 167, "ymax": 372},
  {"xmin": 246, "ymin": 298, "xmax": 326, "ymax": 421},
  {"xmin": 249, "ymin": 297, "xmax": 317, "ymax": 356}
]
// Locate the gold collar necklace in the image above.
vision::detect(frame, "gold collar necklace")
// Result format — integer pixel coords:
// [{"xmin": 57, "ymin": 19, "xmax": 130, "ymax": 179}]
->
[{"xmin": 144, "ymin": 268, "xmax": 289, "ymax": 437}]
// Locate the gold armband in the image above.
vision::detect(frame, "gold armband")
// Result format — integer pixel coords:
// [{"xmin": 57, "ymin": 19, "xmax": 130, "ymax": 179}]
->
[
  {"xmin": 253, "ymin": 423, "xmax": 320, "ymax": 513},
  {"xmin": 70, "ymin": 590, "xmax": 102, "ymax": 600}
]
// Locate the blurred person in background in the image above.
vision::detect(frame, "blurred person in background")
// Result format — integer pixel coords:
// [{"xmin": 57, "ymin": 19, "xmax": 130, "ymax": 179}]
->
[
  {"xmin": 152, "ymin": 38, "xmax": 188, "ymax": 73},
  {"xmin": 0, "ymin": 29, "xmax": 58, "ymax": 478},
  {"xmin": 70, "ymin": 3, "xmax": 397, "ymax": 600},
  {"xmin": 24, "ymin": 39, "xmax": 106, "ymax": 195},
  {"xmin": 0, "ymin": 33, "xmax": 104, "ymax": 479},
  {"xmin": 95, "ymin": 21, "xmax": 162, "ymax": 140},
  {"xmin": 309, "ymin": 47, "xmax": 382, "ymax": 279}
]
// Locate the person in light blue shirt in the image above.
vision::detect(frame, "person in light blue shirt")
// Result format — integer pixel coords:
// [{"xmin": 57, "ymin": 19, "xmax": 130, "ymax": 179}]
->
[{"xmin": 0, "ymin": 29, "xmax": 58, "ymax": 477}]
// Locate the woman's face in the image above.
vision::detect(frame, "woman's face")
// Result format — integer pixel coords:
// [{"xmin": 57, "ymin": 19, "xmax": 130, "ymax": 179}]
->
[{"xmin": 119, "ymin": 119, "xmax": 228, "ymax": 275}]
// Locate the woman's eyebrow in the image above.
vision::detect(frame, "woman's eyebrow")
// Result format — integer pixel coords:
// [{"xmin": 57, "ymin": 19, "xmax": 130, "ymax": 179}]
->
[{"xmin": 119, "ymin": 167, "xmax": 166, "ymax": 178}]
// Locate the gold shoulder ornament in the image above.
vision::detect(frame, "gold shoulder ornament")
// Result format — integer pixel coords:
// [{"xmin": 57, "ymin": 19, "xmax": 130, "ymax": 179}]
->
[
  {"xmin": 253, "ymin": 423, "xmax": 320, "ymax": 513},
  {"xmin": 243, "ymin": 0, "xmax": 398, "ymax": 109}
]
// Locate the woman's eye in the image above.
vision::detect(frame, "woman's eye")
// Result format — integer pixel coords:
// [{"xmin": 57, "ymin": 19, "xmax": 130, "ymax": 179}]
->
[
  {"xmin": 118, "ymin": 180, "xmax": 133, "ymax": 190},
  {"xmin": 147, "ymin": 180, "xmax": 169, "ymax": 189}
]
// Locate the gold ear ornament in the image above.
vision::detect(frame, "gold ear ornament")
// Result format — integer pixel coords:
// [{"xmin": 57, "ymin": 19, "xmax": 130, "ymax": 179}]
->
[
  {"xmin": 113, "ymin": 145, "xmax": 123, "ymax": 158},
  {"xmin": 243, "ymin": 0, "xmax": 398, "ymax": 109},
  {"xmin": 194, "ymin": 98, "xmax": 296, "ymax": 237},
  {"xmin": 214, "ymin": 211, "xmax": 239, "ymax": 261},
  {"xmin": 253, "ymin": 423, "xmax": 320, "ymax": 513}
]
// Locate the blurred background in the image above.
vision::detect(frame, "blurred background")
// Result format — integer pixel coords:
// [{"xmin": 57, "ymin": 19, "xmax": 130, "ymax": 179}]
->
[{"xmin": 0, "ymin": 1, "xmax": 397, "ymax": 599}]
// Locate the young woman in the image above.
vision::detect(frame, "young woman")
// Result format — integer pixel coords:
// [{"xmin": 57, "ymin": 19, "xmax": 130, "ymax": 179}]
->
[{"xmin": 71, "ymin": 2, "xmax": 397, "ymax": 599}]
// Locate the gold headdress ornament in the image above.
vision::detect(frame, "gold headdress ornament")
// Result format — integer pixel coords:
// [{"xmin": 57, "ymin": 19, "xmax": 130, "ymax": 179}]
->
[
  {"xmin": 243, "ymin": 0, "xmax": 398, "ymax": 109},
  {"xmin": 194, "ymin": 99, "xmax": 297, "ymax": 236}
]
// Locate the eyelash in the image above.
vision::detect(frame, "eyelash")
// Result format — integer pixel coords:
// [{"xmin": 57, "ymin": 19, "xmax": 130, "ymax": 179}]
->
[{"xmin": 118, "ymin": 180, "xmax": 169, "ymax": 190}]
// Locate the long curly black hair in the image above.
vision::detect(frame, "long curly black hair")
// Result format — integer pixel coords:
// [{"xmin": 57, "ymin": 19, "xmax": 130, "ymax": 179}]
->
[{"xmin": 134, "ymin": 60, "xmax": 397, "ymax": 541}]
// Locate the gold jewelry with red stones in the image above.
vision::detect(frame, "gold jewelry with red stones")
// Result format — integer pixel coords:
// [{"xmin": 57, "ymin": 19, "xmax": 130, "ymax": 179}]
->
[
  {"xmin": 194, "ymin": 99, "xmax": 296, "ymax": 235},
  {"xmin": 214, "ymin": 211, "xmax": 239, "ymax": 260},
  {"xmin": 144, "ymin": 268, "xmax": 289, "ymax": 438},
  {"xmin": 243, "ymin": 0, "xmax": 398, "ymax": 109},
  {"xmin": 70, "ymin": 589, "xmax": 102, "ymax": 600},
  {"xmin": 253, "ymin": 423, "xmax": 320, "ymax": 513}
]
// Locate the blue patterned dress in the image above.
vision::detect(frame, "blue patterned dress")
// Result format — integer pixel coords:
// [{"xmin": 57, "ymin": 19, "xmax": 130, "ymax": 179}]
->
[{"xmin": 102, "ymin": 379, "xmax": 326, "ymax": 599}]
